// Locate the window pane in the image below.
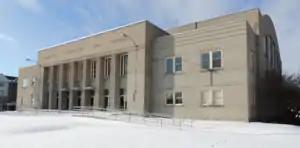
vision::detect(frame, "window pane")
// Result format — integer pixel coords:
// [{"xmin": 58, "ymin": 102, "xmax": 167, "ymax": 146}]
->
[
  {"xmin": 213, "ymin": 90, "xmax": 223, "ymax": 106},
  {"xmin": 201, "ymin": 53, "xmax": 210, "ymax": 69},
  {"xmin": 104, "ymin": 89, "xmax": 109, "ymax": 95},
  {"xmin": 124, "ymin": 55, "xmax": 128, "ymax": 75},
  {"xmin": 201, "ymin": 91, "xmax": 212, "ymax": 106},
  {"xmin": 212, "ymin": 51, "xmax": 222, "ymax": 68},
  {"xmin": 175, "ymin": 92, "xmax": 183, "ymax": 104},
  {"xmin": 119, "ymin": 89, "xmax": 125, "ymax": 95},
  {"xmin": 166, "ymin": 58, "xmax": 173, "ymax": 73},
  {"xmin": 166, "ymin": 92, "xmax": 173, "ymax": 105},
  {"xmin": 175, "ymin": 57, "xmax": 182, "ymax": 72}
]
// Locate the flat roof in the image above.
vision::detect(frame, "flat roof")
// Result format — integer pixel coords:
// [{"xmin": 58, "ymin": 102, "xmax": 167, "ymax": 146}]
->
[{"xmin": 39, "ymin": 20, "xmax": 147, "ymax": 52}]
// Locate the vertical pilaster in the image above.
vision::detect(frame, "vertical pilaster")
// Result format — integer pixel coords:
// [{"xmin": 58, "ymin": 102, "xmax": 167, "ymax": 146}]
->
[
  {"xmin": 94, "ymin": 57, "xmax": 103, "ymax": 108},
  {"xmin": 48, "ymin": 66, "xmax": 54, "ymax": 109},
  {"xmin": 81, "ymin": 60, "xmax": 88, "ymax": 107},
  {"xmin": 39, "ymin": 67, "xmax": 46, "ymax": 109},
  {"xmin": 110, "ymin": 54, "xmax": 119, "ymax": 109},
  {"xmin": 58, "ymin": 64, "xmax": 63, "ymax": 110},
  {"xmin": 69, "ymin": 62, "xmax": 75, "ymax": 110}
]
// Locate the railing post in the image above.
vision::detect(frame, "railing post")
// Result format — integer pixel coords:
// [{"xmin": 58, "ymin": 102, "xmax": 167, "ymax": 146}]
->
[
  {"xmin": 179, "ymin": 118, "xmax": 182, "ymax": 130},
  {"xmin": 160, "ymin": 117, "xmax": 163, "ymax": 128},
  {"xmin": 128, "ymin": 112, "xmax": 131, "ymax": 122}
]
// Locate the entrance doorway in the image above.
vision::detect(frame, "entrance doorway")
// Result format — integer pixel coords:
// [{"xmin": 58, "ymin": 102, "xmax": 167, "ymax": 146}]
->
[
  {"xmin": 76, "ymin": 91, "xmax": 81, "ymax": 107},
  {"xmin": 119, "ymin": 89, "xmax": 127, "ymax": 110},
  {"xmin": 104, "ymin": 89, "xmax": 109, "ymax": 109}
]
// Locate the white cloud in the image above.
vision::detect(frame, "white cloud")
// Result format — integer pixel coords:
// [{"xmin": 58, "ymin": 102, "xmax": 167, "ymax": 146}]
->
[
  {"xmin": 0, "ymin": 33, "xmax": 15, "ymax": 42},
  {"xmin": 16, "ymin": 0, "xmax": 43, "ymax": 12}
]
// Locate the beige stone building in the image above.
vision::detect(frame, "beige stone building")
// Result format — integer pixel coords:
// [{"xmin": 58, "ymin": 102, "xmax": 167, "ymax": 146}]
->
[{"xmin": 17, "ymin": 8, "xmax": 282, "ymax": 121}]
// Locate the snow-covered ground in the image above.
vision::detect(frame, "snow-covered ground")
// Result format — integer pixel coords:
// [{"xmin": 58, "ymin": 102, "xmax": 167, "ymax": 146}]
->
[{"xmin": 0, "ymin": 113, "xmax": 300, "ymax": 148}]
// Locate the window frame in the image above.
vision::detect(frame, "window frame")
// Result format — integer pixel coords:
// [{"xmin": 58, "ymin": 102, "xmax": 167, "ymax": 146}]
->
[
  {"xmin": 120, "ymin": 54, "xmax": 128, "ymax": 76},
  {"xmin": 174, "ymin": 57, "xmax": 183, "ymax": 72},
  {"xmin": 165, "ymin": 57, "xmax": 174, "ymax": 74},
  {"xmin": 200, "ymin": 89, "xmax": 224, "ymax": 107},
  {"xmin": 212, "ymin": 89, "xmax": 224, "ymax": 107},
  {"xmin": 165, "ymin": 91, "xmax": 183, "ymax": 106},
  {"xmin": 90, "ymin": 60, "xmax": 97, "ymax": 80},
  {"xmin": 104, "ymin": 57, "xmax": 111, "ymax": 79},
  {"xmin": 165, "ymin": 56, "xmax": 183, "ymax": 74},
  {"xmin": 201, "ymin": 90, "xmax": 213, "ymax": 107},
  {"xmin": 174, "ymin": 91, "xmax": 183, "ymax": 105},
  {"xmin": 165, "ymin": 91, "xmax": 174, "ymax": 105},
  {"xmin": 201, "ymin": 50, "xmax": 223, "ymax": 70}
]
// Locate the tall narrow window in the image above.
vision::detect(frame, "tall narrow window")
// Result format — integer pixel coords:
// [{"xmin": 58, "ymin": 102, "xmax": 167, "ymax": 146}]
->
[
  {"xmin": 104, "ymin": 57, "xmax": 111, "ymax": 78},
  {"xmin": 166, "ymin": 58, "xmax": 173, "ymax": 73},
  {"xmin": 165, "ymin": 91, "xmax": 173, "ymax": 105},
  {"xmin": 213, "ymin": 90, "xmax": 224, "ymax": 106},
  {"xmin": 201, "ymin": 53, "xmax": 210, "ymax": 69},
  {"xmin": 119, "ymin": 88, "xmax": 127, "ymax": 109},
  {"xmin": 104, "ymin": 89, "xmax": 109, "ymax": 109},
  {"xmin": 120, "ymin": 54, "xmax": 128, "ymax": 76},
  {"xmin": 174, "ymin": 91, "xmax": 183, "ymax": 105},
  {"xmin": 175, "ymin": 57, "xmax": 182, "ymax": 72},
  {"xmin": 212, "ymin": 51, "xmax": 222, "ymax": 68},
  {"xmin": 91, "ymin": 60, "xmax": 96, "ymax": 79}
]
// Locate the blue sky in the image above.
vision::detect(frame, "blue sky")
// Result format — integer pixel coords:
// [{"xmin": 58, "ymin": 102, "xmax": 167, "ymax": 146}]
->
[{"xmin": 0, "ymin": 0, "xmax": 299, "ymax": 76}]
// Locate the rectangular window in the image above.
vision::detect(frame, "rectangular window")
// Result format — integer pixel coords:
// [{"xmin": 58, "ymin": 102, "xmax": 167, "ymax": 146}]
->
[
  {"xmin": 22, "ymin": 79, "xmax": 29, "ymax": 88},
  {"xmin": 165, "ymin": 91, "xmax": 183, "ymax": 105},
  {"xmin": 201, "ymin": 53, "xmax": 210, "ymax": 69},
  {"xmin": 166, "ymin": 56, "xmax": 182, "ymax": 73},
  {"xmin": 166, "ymin": 58, "xmax": 173, "ymax": 73},
  {"xmin": 212, "ymin": 51, "xmax": 222, "ymax": 68},
  {"xmin": 174, "ymin": 91, "xmax": 183, "ymax": 105},
  {"xmin": 175, "ymin": 57, "xmax": 182, "ymax": 72},
  {"xmin": 201, "ymin": 90, "xmax": 224, "ymax": 107},
  {"xmin": 213, "ymin": 90, "xmax": 224, "ymax": 106},
  {"xmin": 201, "ymin": 50, "xmax": 222, "ymax": 70},
  {"xmin": 165, "ymin": 91, "xmax": 173, "ymax": 105},
  {"xmin": 0, "ymin": 83, "xmax": 4, "ymax": 87},
  {"xmin": 104, "ymin": 89, "xmax": 109, "ymax": 96},
  {"xmin": 119, "ymin": 88, "xmax": 125, "ymax": 96},
  {"xmin": 91, "ymin": 60, "xmax": 96, "ymax": 79},
  {"xmin": 201, "ymin": 90, "xmax": 212, "ymax": 106},
  {"xmin": 104, "ymin": 57, "xmax": 111, "ymax": 78},
  {"xmin": 120, "ymin": 54, "xmax": 128, "ymax": 76}
]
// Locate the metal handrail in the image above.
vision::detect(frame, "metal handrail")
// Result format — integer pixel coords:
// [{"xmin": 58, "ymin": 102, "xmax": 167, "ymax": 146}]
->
[{"xmin": 17, "ymin": 107, "xmax": 194, "ymax": 130}]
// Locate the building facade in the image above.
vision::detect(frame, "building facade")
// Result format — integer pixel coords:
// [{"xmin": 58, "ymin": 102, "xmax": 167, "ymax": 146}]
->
[
  {"xmin": 0, "ymin": 74, "xmax": 18, "ymax": 110},
  {"xmin": 17, "ymin": 9, "xmax": 282, "ymax": 121}
]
